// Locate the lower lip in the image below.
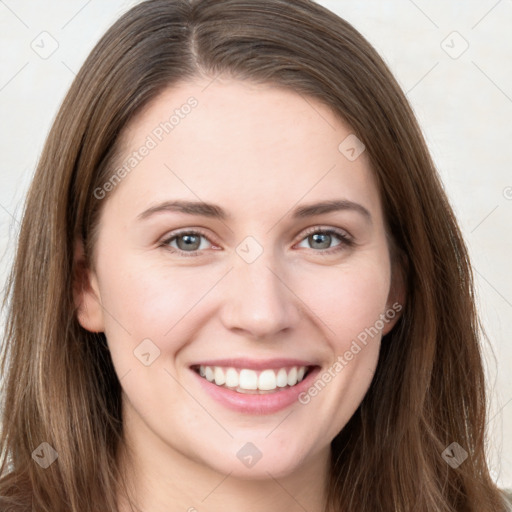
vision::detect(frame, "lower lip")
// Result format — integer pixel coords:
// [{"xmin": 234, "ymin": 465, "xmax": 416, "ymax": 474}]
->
[{"xmin": 191, "ymin": 367, "xmax": 321, "ymax": 414}]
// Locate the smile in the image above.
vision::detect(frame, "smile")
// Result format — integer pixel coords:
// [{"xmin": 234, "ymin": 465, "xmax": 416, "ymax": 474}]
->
[{"xmin": 192, "ymin": 365, "xmax": 311, "ymax": 394}]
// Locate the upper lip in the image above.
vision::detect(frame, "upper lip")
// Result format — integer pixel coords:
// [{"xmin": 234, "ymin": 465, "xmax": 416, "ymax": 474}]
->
[{"xmin": 190, "ymin": 358, "xmax": 318, "ymax": 370}]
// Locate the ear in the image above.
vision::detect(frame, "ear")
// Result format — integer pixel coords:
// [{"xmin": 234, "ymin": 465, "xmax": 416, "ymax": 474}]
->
[
  {"xmin": 382, "ymin": 251, "xmax": 407, "ymax": 336},
  {"xmin": 73, "ymin": 238, "xmax": 105, "ymax": 333}
]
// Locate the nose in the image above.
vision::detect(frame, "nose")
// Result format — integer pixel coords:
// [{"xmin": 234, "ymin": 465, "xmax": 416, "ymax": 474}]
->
[{"xmin": 219, "ymin": 250, "xmax": 302, "ymax": 341}]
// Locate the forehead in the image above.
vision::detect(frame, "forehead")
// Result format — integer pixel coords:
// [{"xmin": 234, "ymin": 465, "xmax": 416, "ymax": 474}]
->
[{"xmin": 106, "ymin": 78, "xmax": 381, "ymax": 224}]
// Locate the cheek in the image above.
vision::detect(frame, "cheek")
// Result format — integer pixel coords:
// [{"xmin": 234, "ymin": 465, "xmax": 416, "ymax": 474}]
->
[
  {"xmin": 299, "ymin": 260, "xmax": 391, "ymax": 350},
  {"xmin": 296, "ymin": 264, "xmax": 389, "ymax": 436},
  {"xmin": 96, "ymin": 256, "xmax": 223, "ymax": 356}
]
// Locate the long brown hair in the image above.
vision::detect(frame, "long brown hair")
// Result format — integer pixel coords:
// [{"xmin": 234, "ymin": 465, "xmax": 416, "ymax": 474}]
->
[{"xmin": 0, "ymin": 0, "xmax": 507, "ymax": 510}]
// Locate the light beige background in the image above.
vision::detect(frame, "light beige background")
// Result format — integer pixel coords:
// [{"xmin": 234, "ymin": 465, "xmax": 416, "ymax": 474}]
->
[{"xmin": 0, "ymin": 0, "xmax": 511, "ymax": 488}]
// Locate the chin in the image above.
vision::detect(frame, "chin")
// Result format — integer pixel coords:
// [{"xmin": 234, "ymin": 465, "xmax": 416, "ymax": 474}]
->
[{"xmin": 195, "ymin": 436, "xmax": 318, "ymax": 480}]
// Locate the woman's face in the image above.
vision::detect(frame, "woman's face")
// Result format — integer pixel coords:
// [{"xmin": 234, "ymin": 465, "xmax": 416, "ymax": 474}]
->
[{"xmin": 76, "ymin": 77, "xmax": 402, "ymax": 480}]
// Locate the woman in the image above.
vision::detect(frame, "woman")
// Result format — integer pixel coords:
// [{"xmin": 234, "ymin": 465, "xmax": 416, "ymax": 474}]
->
[{"xmin": 1, "ymin": 0, "xmax": 510, "ymax": 510}]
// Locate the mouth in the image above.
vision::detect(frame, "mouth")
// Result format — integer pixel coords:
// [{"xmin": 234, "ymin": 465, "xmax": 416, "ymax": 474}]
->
[
  {"xmin": 189, "ymin": 357, "xmax": 321, "ymax": 414},
  {"xmin": 191, "ymin": 364, "xmax": 314, "ymax": 395}
]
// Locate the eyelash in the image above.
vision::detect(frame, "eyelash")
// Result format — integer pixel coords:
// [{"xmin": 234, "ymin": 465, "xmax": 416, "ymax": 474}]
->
[{"xmin": 160, "ymin": 226, "xmax": 354, "ymax": 258}]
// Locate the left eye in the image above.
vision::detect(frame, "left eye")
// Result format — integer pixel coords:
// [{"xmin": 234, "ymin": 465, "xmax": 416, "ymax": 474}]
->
[
  {"xmin": 161, "ymin": 227, "xmax": 352, "ymax": 257},
  {"xmin": 296, "ymin": 228, "xmax": 348, "ymax": 252},
  {"xmin": 162, "ymin": 230, "xmax": 212, "ymax": 256}
]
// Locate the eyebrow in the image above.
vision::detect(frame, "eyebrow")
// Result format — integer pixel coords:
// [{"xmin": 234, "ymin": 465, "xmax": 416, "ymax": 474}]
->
[{"xmin": 136, "ymin": 199, "xmax": 372, "ymax": 223}]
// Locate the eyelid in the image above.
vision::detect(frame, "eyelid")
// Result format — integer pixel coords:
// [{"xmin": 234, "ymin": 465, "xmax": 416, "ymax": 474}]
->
[
  {"xmin": 162, "ymin": 227, "xmax": 215, "ymax": 244},
  {"xmin": 297, "ymin": 225, "xmax": 354, "ymax": 243}
]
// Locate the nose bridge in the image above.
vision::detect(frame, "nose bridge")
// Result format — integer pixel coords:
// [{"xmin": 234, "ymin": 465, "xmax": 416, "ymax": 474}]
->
[{"xmin": 220, "ymin": 239, "xmax": 301, "ymax": 339}]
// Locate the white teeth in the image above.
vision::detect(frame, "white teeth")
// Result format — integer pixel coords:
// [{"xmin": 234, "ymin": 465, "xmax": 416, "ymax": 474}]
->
[
  {"xmin": 287, "ymin": 367, "xmax": 298, "ymax": 386},
  {"xmin": 276, "ymin": 368, "xmax": 288, "ymax": 387},
  {"xmin": 225, "ymin": 367, "xmax": 239, "ymax": 388},
  {"xmin": 239, "ymin": 369, "xmax": 258, "ymax": 390},
  {"xmin": 214, "ymin": 367, "xmax": 226, "ymax": 386},
  {"xmin": 205, "ymin": 366, "xmax": 214, "ymax": 382},
  {"xmin": 258, "ymin": 369, "xmax": 276, "ymax": 391},
  {"xmin": 196, "ymin": 365, "xmax": 309, "ymax": 392}
]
